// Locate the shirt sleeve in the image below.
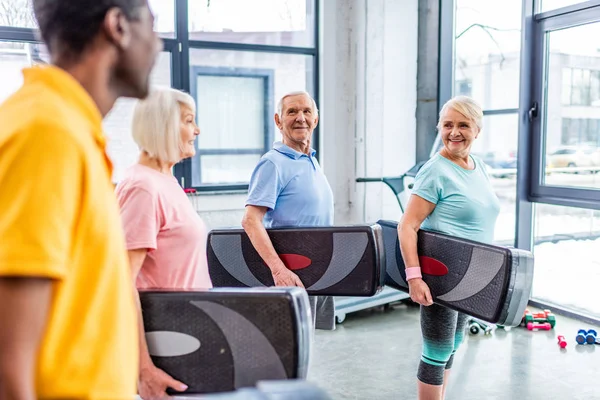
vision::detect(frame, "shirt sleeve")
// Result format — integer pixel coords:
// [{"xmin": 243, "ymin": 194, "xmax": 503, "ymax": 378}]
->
[
  {"xmin": 117, "ymin": 184, "xmax": 161, "ymax": 251},
  {"xmin": 245, "ymin": 158, "xmax": 283, "ymax": 210},
  {"xmin": 0, "ymin": 122, "xmax": 83, "ymax": 279},
  {"xmin": 410, "ymin": 162, "xmax": 442, "ymax": 205}
]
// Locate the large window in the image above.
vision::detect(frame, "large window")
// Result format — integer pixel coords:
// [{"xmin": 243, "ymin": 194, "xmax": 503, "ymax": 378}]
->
[
  {"xmin": 148, "ymin": 0, "xmax": 176, "ymax": 39},
  {"xmin": 0, "ymin": 41, "xmax": 47, "ymax": 103},
  {"xmin": 538, "ymin": 0, "xmax": 590, "ymax": 13},
  {"xmin": 524, "ymin": 2, "xmax": 600, "ymax": 321},
  {"xmin": 179, "ymin": 0, "xmax": 319, "ymax": 191},
  {"xmin": 0, "ymin": 0, "xmax": 319, "ymax": 191},
  {"xmin": 191, "ymin": 66, "xmax": 272, "ymax": 186},
  {"xmin": 103, "ymin": 52, "xmax": 173, "ymax": 183},
  {"xmin": 533, "ymin": 203, "xmax": 600, "ymax": 319},
  {"xmin": 188, "ymin": 50, "xmax": 314, "ymax": 187},
  {"xmin": 0, "ymin": 0, "xmax": 36, "ymax": 29},
  {"xmin": 443, "ymin": 0, "xmax": 600, "ymax": 322},
  {"xmin": 539, "ymin": 22, "xmax": 600, "ymax": 184},
  {"xmin": 187, "ymin": 0, "xmax": 316, "ymax": 47},
  {"xmin": 562, "ymin": 68, "xmax": 600, "ymax": 106},
  {"xmin": 532, "ymin": 7, "xmax": 600, "ymax": 199},
  {"xmin": 453, "ymin": 0, "xmax": 523, "ymax": 245}
]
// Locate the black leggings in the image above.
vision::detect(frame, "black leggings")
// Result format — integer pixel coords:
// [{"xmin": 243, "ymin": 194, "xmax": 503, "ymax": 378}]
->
[{"xmin": 417, "ymin": 304, "xmax": 469, "ymax": 386}]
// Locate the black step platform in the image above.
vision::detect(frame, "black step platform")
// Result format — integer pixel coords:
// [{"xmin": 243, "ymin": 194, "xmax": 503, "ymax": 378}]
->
[
  {"xmin": 378, "ymin": 219, "xmax": 534, "ymax": 326},
  {"xmin": 207, "ymin": 225, "xmax": 384, "ymax": 296}
]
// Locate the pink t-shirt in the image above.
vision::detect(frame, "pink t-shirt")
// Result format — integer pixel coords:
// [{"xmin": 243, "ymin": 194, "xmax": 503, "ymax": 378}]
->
[{"xmin": 115, "ymin": 164, "xmax": 212, "ymax": 289}]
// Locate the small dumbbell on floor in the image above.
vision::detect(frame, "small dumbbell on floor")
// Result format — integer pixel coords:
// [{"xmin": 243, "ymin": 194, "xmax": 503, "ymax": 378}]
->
[
  {"xmin": 586, "ymin": 330, "xmax": 597, "ymax": 344},
  {"xmin": 468, "ymin": 319, "xmax": 492, "ymax": 335},
  {"xmin": 557, "ymin": 335, "xmax": 567, "ymax": 348},
  {"xmin": 523, "ymin": 309, "xmax": 556, "ymax": 328},
  {"xmin": 527, "ymin": 322, "xmax": 551, "ymax": 331},
  {"xmin": 576, "ymin": 329, "xmax": 597, "ymax": 345}
]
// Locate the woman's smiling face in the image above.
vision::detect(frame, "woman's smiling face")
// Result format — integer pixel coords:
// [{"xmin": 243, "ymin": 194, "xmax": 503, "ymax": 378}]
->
[{"xmin": 440, "ymin": 107, "xmax": 480, "ymax": 157}]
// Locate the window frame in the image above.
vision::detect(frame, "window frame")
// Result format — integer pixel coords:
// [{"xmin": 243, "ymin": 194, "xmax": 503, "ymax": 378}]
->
[
  {"xmin": 0, "ymin": 0, "xmax": 319, "ymax": 193},
  {"xmin": 174, "ymin": 0, "xmax": 319, "ymax": 192},
  {"xmin": 529, "ymin": 4, "xmax": 600, "ymax": 210},
  {"xmin": 188, "ymin": 65, "xmax": 275, "ymax": 190}
]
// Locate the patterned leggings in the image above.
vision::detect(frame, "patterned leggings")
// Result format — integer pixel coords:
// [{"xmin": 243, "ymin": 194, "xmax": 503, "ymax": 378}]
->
[{"xmin": 417, "ymin": 304, "xmax": 469, "ymax": 386}]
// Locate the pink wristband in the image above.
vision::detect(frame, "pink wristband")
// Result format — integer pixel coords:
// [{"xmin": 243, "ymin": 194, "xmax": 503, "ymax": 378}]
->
[{"xmin": 405, "ymin": 267, "xmax": 422, "ymax": 281}]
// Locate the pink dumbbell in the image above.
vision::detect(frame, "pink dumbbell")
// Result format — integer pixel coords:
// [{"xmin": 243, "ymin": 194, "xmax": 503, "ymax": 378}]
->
[
  {"xmin": 527, "ymin": 322, "xmax": 552, "ymax": 331},
  {"xmin": 557, "ymin": 335, "xmax": 567, "ymax": 348}
]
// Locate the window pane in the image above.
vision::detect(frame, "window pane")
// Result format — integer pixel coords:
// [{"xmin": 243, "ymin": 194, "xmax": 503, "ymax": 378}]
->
[
  {"xmin": 454, "ymin": 0, "xmax": 522, "ymax": 109},
  {"xmin": 188, "ymin": 0, "xmax": 315, "ymax": 47},
  {"xmin": 104, "ymin": 52, "xmax": 172, "ymax": 183},
  {"xmin": 0, "ymin": 41, "xmax": 48, "ymax": 104},
  {"xmin": 189, "ymin": 48, "xmax": 315, "ymax": 186},
  {"xmin": 542, "ymin": 22, "xmax": 600, "ymax": 187},
  {"xmin": 0, "ymin": 0, "xmax": 36, "ymax": 28},
  {"xmin": 200, "ymin": 154, "xmax": 261, "ymax": 184},
  {"xmin": 196, "ymin": 75, "xmax": 265, "ymax": 150},
  {"xmin": 0, "ymin": 0, "xmax": 174, "ymax": 35},
  {"xmin": 538, "ymin": 0, "xmax": 589, "ymax": 13},
  {"xmin": 533, "ymin": 203, "xmax": 600, "ymax": 319},
  {"xmin": 148, "ymin": 0, "xmax": 175, "ymax": 38},
  {"xmin": 470, "ymin": 113, "xmax": 519, "ymax": 245}
]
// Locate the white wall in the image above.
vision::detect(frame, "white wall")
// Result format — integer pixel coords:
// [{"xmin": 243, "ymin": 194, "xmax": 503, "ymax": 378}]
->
[{"xmin": 320, "ymin": 0, "xmax": 419, "ymax": 225}]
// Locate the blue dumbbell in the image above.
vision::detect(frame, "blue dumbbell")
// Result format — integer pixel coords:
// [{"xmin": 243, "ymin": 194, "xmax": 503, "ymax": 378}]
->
[
  {"xmin": 586, "ymin": 329, "xmax": 597, "ymax": 345},
  {"xmin": 576, "ymin": 329, "xmax": 587, "ymax": 345}
]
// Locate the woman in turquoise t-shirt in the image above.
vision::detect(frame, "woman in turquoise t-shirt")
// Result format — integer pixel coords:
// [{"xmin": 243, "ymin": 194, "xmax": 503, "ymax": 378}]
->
[{"xmin": 398, "ymin": 96, "xmax": 500, "ymax": 400}]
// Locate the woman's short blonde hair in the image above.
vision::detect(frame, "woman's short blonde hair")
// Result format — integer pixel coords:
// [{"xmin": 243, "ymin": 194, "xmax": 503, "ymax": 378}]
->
[
  {"xmin": 132, "ymin": 86, "xmax": 196, "ymax": 163},
  {"xmin": 437, "ymin": 96, "xmax": 483, "ymax": 132}
]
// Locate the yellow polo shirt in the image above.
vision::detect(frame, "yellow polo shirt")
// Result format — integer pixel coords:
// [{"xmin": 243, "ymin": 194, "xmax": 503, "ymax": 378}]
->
[{"xmin": 0, "ymin": 66, "xmax": 138, "ymax": 398}]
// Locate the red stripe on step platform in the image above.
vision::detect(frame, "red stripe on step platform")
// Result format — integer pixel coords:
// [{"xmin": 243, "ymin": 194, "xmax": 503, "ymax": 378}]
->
[
  {"xmin": 419, "ymin": 256, "xmax": 449, "ymax": 276},
  {"xmin": 280, "ymin": 254, "xmax": 312, "ymax": 270}
]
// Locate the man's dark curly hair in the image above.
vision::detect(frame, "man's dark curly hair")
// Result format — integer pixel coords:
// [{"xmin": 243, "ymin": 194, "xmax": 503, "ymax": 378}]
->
[{"xmin": 33, "ymin": 0, "xmax": 146, "ymax": 56}]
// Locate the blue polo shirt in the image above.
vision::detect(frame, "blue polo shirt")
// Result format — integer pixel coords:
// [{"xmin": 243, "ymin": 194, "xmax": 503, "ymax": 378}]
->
[{"xmin": 246, "ymin": 141, "xmax": 334, "ymax": 228}]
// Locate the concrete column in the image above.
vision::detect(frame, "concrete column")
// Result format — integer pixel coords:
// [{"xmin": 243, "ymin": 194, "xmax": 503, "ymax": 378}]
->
[
  {"xmin": 321, "ymin": 0, "xmax": 419, "ymax": 224},
  {"xmin": 416, "ymin": 0, "xmax": 441, "ymax": 163}
]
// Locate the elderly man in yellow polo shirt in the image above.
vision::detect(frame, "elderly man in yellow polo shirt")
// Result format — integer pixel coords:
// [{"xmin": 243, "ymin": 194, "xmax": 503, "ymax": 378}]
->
[{"xmin": 0, "ymin": 1, "xmax": 162, "ymax": 399}]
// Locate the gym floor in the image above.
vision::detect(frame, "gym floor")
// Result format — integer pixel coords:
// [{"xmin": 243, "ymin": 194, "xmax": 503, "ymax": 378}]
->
[{"xmin": 308, "ymin": 302, "xmax": 600, "ymax": 400}]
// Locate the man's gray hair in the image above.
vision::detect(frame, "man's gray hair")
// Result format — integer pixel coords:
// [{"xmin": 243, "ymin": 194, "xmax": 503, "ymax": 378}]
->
[{"xmin": 276, "ymin": 91, "xmax": 319, "ymax": 117}]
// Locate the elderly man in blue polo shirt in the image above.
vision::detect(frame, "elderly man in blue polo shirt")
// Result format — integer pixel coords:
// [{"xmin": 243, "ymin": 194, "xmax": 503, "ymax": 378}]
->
[{"xmin": 241, "ymin": 90, "xmax": 335, "ymax": 330}]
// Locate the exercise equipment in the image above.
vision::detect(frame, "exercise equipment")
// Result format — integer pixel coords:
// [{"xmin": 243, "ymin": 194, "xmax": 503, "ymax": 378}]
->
[
  {"xmin": 207, "ymin": 225, "xmax": 384, "ymax": 296},
  {"xmin": 586, "ymin": 329, "xmax": 597, "ymax": 344},
  {"xmin": 377, "ymin": 219, "xmax": 534, "ymax": 327},
  {"xmin": 575, "ymin": 329, "xmax": 598, "ymax": 345},
  {"xmin": 523, "ymin": 309, "xmax": 556, "ymax": 328},
  {"xmin": 557, "ymin": 335, "xmax": 567, "ymax": 348},
  {"xmin": 355, "ymin": 161, "xmax": 425, "ymax": 213},
  {"xmin": 576, "ymin": 329, "xmax": 588, "ymax": 345},
  {"xmin": 527, "ymin": 322, "xmax": 551, "ymax": 331},
  {"xmin": 170, "ymin": 380, "xmax": 333, "ymax": 399},
  {"xmin": 468, "ymin": 318, "xmax": 492, "ymax": 335},
  {"xmin": 139, "ymin": 287, "xmax": 312, "ymax": 394}
]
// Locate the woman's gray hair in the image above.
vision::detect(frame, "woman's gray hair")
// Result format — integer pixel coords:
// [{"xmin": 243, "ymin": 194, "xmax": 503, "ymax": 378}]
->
[
  {"xmin": 437, "ymin": 95, "xmax": 483, "ymax": 132},
  {"xmin": 132, "ymin": 86, "xmax": 196, "ymax": 163},
  {"xmin": 276, "ymin": 91, "xmax": 319, "ymax": 117}
]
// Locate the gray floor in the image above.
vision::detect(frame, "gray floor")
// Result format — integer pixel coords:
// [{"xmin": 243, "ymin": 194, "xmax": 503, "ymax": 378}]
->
[{"xmin": 307, "ymin": 302, "xmax": 600, "ymax": 400}]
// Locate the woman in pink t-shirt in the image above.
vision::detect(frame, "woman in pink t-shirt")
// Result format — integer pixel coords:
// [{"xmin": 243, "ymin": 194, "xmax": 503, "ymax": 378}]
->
[{"xmin": 115, "ymin": 87, "xmax": 212, "ymax": 399}]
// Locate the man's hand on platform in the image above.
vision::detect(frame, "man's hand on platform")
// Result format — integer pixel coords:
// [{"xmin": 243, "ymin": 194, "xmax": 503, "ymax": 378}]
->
[{"xmin": 272, "ymin": 267, "xmax": 305, "ymax": 288}]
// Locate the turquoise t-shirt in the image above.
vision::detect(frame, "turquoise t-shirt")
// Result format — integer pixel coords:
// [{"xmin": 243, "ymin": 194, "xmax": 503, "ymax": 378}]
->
[{"xmin": 411, "ymin": 153, "xmax": 500, "ymax": 245}]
